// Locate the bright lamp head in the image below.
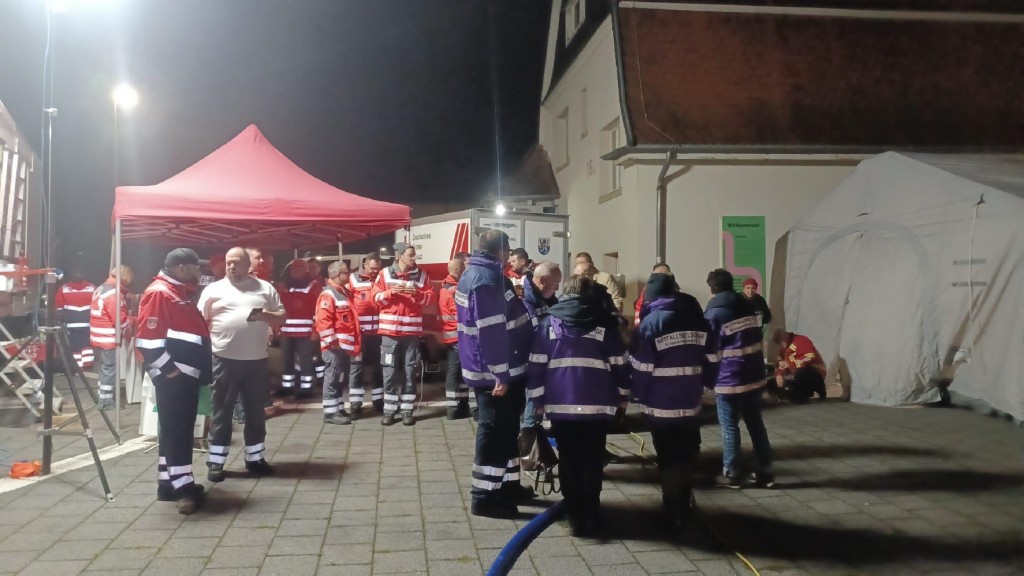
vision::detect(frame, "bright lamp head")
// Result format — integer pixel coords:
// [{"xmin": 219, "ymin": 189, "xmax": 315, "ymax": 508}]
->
[{"xmin": 112, "ymin": 84, "xmax": 139, "ymax": 110}]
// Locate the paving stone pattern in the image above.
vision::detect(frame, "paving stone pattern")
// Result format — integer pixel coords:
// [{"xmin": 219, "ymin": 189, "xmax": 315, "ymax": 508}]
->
[{"xmin": 1, "ymin": 380, "xmax": 1023, "ymax": 575}]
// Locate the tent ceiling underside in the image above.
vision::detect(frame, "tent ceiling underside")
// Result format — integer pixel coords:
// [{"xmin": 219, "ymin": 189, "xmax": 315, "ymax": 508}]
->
[{"xmin": 118, "ymin": 218, "xmax": 402, "ymax": 248}]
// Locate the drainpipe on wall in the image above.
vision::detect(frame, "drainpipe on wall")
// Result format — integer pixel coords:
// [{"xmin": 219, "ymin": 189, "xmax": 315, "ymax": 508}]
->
[{"xmin": 655, "ymin": 151, "xmax": 676, "ymax": 264}]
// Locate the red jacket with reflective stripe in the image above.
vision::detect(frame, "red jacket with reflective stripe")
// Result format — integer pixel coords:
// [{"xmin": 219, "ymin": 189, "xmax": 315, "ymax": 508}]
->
[
  {"xmin": 135, "ymin": 273, "xmax": 212, "ymax": 382},
  {"xmin": 633, "ymin": 294, "xmax": 644, "ymax": 327},
  {"xmin": 371, "ymin": 264, "xmax": 434, "ymax": 337},
  {"xmin": 56, "ymin": 280, "xmax": 95, "ymax": 329},
  {"xmin": 90, "ymin": 277, "xmax": 133, "ymax": 350},
  {"xmin": 775, "ymin": 334, "xmax": 826, "ymax": 377},
  {"xmin": 314, "ymin": 281, "xmax": 362, "ymax": 355},
  {"xmin": 438, "ymin": 274, "xmax": 459, "ymax": 345},
  {"xmin": 275, "ymin": 279, "xmax": 320, "ymax": 338},
  {"xmin": 348, "ymin": 272, "xmax": 379, "ymax": 333}
]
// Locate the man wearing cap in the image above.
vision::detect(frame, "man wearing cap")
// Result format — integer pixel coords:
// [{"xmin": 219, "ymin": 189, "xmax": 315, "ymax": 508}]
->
[
  {"xmin": 348, "ymin": 253, "xmax": 385, "ymax": 414},
  {"xmin": 741, "ymin": 278, "xmax": 772, "ymax": 331},
  {"xmin": 372, "ymin": 242, "xmax": 434, "ymax": 426},
  {"xmin": 135, "ymin": 248, "xmax": 213, "ymax": 514},
  {"xmin": 457, "ymin": 230, "xmax": 535, "ymax": 518},
  {"xmin": 275, "ymin": 259, "xmax": 322, "ymax": 399},
  {"xmin": 198, "ymin": 247, "xmax": 286, "ymax": 482},
  {"xmin": 90, "ymin": 264, "xmax": 135, "ymax": 409}
]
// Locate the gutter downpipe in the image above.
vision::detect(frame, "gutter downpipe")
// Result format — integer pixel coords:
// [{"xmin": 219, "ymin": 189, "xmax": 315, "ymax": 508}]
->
[
  {"xmin": 655, "ymin": 151, "xmax": 675, "ymax": 264},
  {"xmin": 610, "ymin": 2, "xmax": 636, "ymax": 146}
]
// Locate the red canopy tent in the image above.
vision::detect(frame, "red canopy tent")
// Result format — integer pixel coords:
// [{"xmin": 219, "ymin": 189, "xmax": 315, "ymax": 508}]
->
[{"xmin": 113, "ymin": 124, "xmax": 410, "ymax": 248}]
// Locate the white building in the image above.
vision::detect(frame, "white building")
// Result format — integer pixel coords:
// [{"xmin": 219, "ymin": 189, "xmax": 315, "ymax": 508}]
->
[{"xmin": 536, "ymin": 0, "xmax": 1024, "ymax": 316}]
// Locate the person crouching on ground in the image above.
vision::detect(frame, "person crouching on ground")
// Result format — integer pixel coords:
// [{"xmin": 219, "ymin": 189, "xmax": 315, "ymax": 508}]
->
[
  {"xmin": 771, "ymin": 328, "xmax": 827, "ymax": 403},
  {"xmin": 527, "ymin": 274, "xmax": 630, "ymax": 537},
  {"xmin": 630, "ymin": 273, "xmax": 718, "ymax": 528}
]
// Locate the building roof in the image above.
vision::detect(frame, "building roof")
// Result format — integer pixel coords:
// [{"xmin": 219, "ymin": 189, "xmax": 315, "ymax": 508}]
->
[{"xmin": 614, "ymin": 2, "xmax": 1024, "ymax": 148}]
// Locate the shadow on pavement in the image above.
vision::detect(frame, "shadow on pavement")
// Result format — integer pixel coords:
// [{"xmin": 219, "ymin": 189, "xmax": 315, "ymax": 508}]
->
[
  {"xmin": 781, "ymin": 469, "xmax": 1024, "ymax": 492},
  {"xmin": 696, "ymin": 508, "xmax": 1024, "ymax": 565},
  {"xmin": 267, "ymin": 460, "xmax": 344, "ymax": 479}
]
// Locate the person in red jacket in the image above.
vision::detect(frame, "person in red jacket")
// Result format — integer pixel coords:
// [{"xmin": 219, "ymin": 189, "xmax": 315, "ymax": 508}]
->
[
  {"xmin": 315, "ymin": 261, "xmax": 363, "ymax": 425},
  {"xmin": 439, "ymin": 255, "xmax": 470, "ymax": 420},
  {"xmin": 90, "ymin": 265, "xmax": 134, "ymax": 409},
  {"xmin": 134, "ymin": 248, "xmax": 212, "ymax": 514},
  {"xmin": 56, "ymin": 265, "xmax": 95, "ymax": 369},
  {"xmin": 275, "ymin": 259, "xmax": 321, "ymax": 399},
  {"xmin": 372, "ymin": 242, "xmax": 434, "ymax": 426},
  {"xmin": 505, "ymin": 248, "xmax": 534, "ymax": 297},
  {"xmin": 348, "ymin": 253, "xmax": 384, "ymax": 413},
  {"xmin": 772, "ymin": 328, "xmax": 827, "ymax": 403}
]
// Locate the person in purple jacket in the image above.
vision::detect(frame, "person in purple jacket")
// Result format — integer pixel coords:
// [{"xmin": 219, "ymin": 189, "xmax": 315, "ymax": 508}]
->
[
  {"xmin": 704, "ymin": 269, "xmax": 775, "ymax": 489},
  {"xmin": 631, "ymin": 273, "xmax": 719, "ymax": 528},
  {"xmin": 528, "ymin": 275, "xmax": 630, "ymax": 537},
  {"xmin": 457, "ymin": 230, "xmax": 537, "ymax": 519}
]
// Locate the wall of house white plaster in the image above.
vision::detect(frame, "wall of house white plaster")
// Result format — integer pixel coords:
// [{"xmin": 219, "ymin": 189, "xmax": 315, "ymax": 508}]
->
[{"xmin": 655, "ymin": 163, "xmax": 858, "ymax": 307}]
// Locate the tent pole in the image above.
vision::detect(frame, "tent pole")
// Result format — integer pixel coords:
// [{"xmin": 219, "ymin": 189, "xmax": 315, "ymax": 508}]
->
[{"xmin": 114, "ymin": 219, "xmax": 122, "ymax": 437}]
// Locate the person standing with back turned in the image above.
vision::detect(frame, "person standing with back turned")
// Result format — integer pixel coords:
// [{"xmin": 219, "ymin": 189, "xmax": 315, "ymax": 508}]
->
[
  {"xmin": 457, "ymin": 230, "xmax": 536, "ymax": 518},
  {"xmin": 704, "ymin": 268, "xmax": 775, "ymax": 489}
]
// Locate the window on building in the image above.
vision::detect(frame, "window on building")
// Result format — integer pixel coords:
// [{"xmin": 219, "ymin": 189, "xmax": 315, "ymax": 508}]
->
[
  {"xmin": 580, "ymin": 88, "xmax": 588, "ymax": 139},
  {"xmin": 552, "ymin": 108, "xmax": 570, "ymax": 170},
  {"xmin": 599, "ymin": 118, "xmax": 623, "ymax": 202},
  {"xmin": 565, "ymin": 0, "xmax": 585, "ymax": 45}
]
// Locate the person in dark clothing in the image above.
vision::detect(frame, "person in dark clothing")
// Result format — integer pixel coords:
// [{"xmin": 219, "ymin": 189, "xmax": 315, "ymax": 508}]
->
[
  {"xmin": 528, "ymin": 275, "xmax": 630, "ymax": 537},
  {"xmin": 631, "ymin": 274, "xmax": 718, "ymax": 528},
  {"xmin": 741, "ymin": 278, "xmax": 773, "ymax": 330}
]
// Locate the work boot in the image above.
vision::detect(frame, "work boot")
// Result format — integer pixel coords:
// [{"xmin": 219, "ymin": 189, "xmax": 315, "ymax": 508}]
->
[
  {"xmin": 324, "ymin": 410, "xmax": 352, "ymax": 425},
  {"xmin": 402, "ymin": 411, "xmax": 415, "ymax": 426},
  {"xmin": 350, "ymin": 401, "xmax": 362, "ymax": 416},
  {"xmin": 157, "ymin": 483, "xmax": 175, "ymax": 502},
  {"xmin": 746, "ymin": 471, "xmax": 775, "ymax": 489},
  {"xmin": 176, "ymin": 484, "xmax": 206, "ymax": 515},
  {"xmin": 471, "ymin": 499, "xmax": 518, "ymax": 519},
  {"xmin": 454, "ymin": 401, "xmax": 470, "ymax": 419},
  {"xmin": 373, "ymin": 399, "xmax": 385, "ymax": 412},
  {"xmin": 716, "ymin": 473, "xmax": 742, "ymax": 490},
  {"xmin": 381, "ymin": 413, "xmax": 396, "ymax": 426},
  {"xmin": 245, "ymin": 459, "xmax": 274, "ymax": 477},
  {"xmin": 207, "ymin": 463, "xmax": 225, "ymax": 483},
  {"xmin": 99, "ymin": 399, "xmax": 114, "ymax": 411}
]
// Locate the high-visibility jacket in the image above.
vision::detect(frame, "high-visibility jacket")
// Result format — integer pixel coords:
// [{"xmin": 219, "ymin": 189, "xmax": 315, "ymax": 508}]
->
[
  {"xmin": 633, "ymin": 294, "xmax": 645, "ymax": 327},
  {"xmin": 438, "ymin": 274, "xmax": 459, "ymax": 345},
  {"xmin": 134, "ymin": 272, "xmax": 212, "ymax": 382},
  {"xmin": 56, "ymin": 280, "xmax": 95, "ymax": 330},
  {"xmin": 275, "ymin": 278, "xmax": 320, "ymax": 338},
  {"xmin": 775, "ymin": 333, "xmax": 826, "ymax": 378},
  {"xmin": 90, "ymin": 277, "xmax": 133, "ymax": 350},
  {"xmin": 371, "ymin": 263, "xmax": 434, "ymax": 337},
  {"xmin": 314, "ymin": 281, "xmax": 362, "ymax": 355},
  {"xmin": 348, "ymin": 272, "xmax": 379, "ymax": 333}
]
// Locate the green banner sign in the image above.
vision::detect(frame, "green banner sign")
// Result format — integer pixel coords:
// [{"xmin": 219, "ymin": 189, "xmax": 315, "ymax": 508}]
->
[{"xmin": 721, "ymin": 216, "xmax": 767, "ymax": 296}]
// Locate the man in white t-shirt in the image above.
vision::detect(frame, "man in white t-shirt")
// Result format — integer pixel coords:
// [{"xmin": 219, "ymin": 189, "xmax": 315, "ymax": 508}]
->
[{"xmin": 198, "ymin": 246, "xmax": 285, "ymax": 483}]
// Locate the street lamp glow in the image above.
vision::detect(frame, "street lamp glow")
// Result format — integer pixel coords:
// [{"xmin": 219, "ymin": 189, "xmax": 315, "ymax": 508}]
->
[
  {"xmin": 112, "ymin": 84, "xmax": 139, "ymax": 110},
  {"xmin": 495, "ymin": 203, "xmax": 507, "ymax": 216}
]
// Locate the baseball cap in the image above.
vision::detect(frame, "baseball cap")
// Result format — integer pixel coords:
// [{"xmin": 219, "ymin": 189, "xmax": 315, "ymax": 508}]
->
[{"xmin": 164, "ymin": 248, "xmax": 208, "ymax": 269}]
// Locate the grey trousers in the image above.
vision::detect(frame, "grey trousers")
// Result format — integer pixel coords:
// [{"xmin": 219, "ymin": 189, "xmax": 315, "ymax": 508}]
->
[
  {"xmin": 97, "ymin": 348, "xmax": 116, "ymax": 402},
  {"xmin": 380, "ymin": 335, "xmax": 419, "ymax": 415},
  {"xmin": 208, "ymin": 356, "xmax": 269, "ymax": 467},
  {"xmin": 322, "ymin": 349, "xmax": 353, "ymax": 414}
]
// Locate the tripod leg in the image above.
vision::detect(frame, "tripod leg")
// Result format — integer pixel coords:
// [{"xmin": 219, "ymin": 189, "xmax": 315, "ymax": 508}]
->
[
  {"xmin": 59, "ymin": 329, "xmax": 120, "ymax": 443},
  {"xmin": 56, "ymin": 329, "xmax": 115, "ymax": 502}
]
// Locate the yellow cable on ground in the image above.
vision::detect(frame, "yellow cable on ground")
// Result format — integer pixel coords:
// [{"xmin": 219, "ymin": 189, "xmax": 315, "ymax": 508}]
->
[{"xmin": 622, "ymin": 432, "xmax": 762, "ymax": 576}]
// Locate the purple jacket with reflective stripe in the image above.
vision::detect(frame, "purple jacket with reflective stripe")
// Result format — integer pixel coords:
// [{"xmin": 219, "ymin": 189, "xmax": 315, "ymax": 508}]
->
[
  {"xmin": 704, "ymin": 291, "xmax": 766, "ymax": 395},
  {"xmin": 456, "ymin": 253, "xmax": 534, "ymax": 388},
  {"xmin": 527, "ymin": 297, "xmax": 630, "ymax": 421},
  {"xmin": 631, "ymin": 294, "xmax": 718, "ymax": 422}
]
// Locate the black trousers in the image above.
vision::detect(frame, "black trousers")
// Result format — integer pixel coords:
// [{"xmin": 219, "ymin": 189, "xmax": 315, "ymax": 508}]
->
[
  {"xmin": 651, "ymin": 420, "xmax": 701, "ymax": 510},
  {"xmin": 788, "ymin": 366, "xmax": 826, "ymax": 403},
  {"xmin": 208, "ymin": 356, "xmax": 269, "ymax": 467},
  {"xmin": 551, "ymin": 419, "xmax": 609, "ymax": 525},
  {"xmin": 445, "ymin": 345, "xmax": 469, "ymax": 408},
  {"xmin": 472, "ymin": 381, "xmax": 526, "ymax": 504},
  {"xmin": 155, "ymin": 374, "xmax": 201, "ymax": 495},
  {"xmin": 348, "ymin": 333, "xmax": 383, "ymax": 406},
  {"xmin": 280, "ymin": 337, "xmax": 317, "ymax": 391}
]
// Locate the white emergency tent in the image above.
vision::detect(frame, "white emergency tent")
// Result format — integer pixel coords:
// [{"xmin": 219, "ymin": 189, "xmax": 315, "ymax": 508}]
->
[{"xmin": 784, "ymin": 152, "xmax": 1024, "ymax": 421}]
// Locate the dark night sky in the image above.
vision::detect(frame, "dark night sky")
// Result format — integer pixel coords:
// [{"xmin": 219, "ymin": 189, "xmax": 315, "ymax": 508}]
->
[{"xmin": 0, "ymin": 0, "xmax": 550, "ymax": 277}]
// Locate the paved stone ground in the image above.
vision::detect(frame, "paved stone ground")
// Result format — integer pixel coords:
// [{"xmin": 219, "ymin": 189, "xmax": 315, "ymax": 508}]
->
[{"xmin": 1, "ymin": 380, "xmax": 1022, "ymax": 575}]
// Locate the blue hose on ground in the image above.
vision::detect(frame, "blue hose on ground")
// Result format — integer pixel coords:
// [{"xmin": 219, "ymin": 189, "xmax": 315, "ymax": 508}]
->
[{"xmin": 485, "ymin": 499, "xmax": 566, "ymax": 576}]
